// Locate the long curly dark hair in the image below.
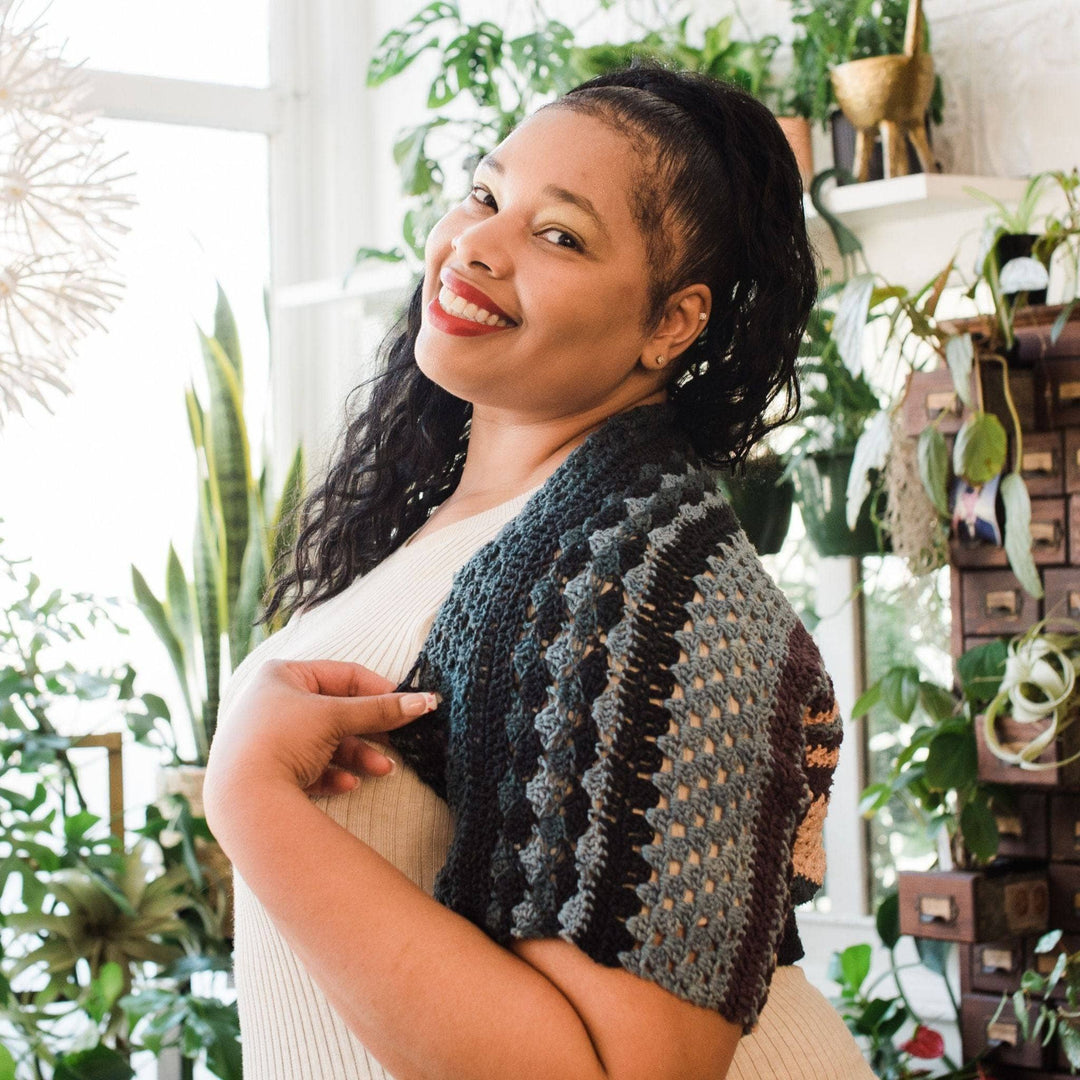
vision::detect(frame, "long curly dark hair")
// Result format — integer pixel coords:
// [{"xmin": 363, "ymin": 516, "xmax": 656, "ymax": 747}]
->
[{"xmin": 261, "ymin": 65, "xmax": 817, "ymax": 625}]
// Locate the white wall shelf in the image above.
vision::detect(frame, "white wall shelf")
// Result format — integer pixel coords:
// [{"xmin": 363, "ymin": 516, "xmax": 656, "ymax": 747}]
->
[
  {"xmin": 805, "ymin": 172, "xmax": 1030, "ymax": 228},
  {"xmin": 807, "ymin": 173, "xmax": 1043, "ymax": 289}
]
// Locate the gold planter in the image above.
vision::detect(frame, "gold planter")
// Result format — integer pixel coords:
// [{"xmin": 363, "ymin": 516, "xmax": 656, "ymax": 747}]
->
[{"xmin": 830, "ymin": 54, "xmax": 936, "ymax": 181}]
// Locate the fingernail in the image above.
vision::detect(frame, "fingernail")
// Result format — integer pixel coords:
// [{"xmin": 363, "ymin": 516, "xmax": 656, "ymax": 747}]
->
[
  {"xmin": 381, "ymin": 756, "xmax": 396, "ymax": 774},
  {"xmin": 401, "ymin": 692, "xmax": 438, "ymax": 717}
]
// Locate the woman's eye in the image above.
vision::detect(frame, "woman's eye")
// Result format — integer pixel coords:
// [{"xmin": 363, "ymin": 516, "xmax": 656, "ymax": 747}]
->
[
  {"xmin": 469, "ymin": 185, "xmax": 497, "ymax": 210},
  {"xmin": 538, "ymin": 228, "xmax": 581, "ymax": 251}
]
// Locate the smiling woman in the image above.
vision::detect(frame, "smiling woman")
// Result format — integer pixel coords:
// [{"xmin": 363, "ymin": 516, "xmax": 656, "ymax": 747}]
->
[{"xmin": 203, "ymin": 66, "xmax": 874, "ymax": 1080}]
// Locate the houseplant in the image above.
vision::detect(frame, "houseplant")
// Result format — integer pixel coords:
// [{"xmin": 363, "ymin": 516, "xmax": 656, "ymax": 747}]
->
[
  {"xmin": 854, "ymin": 638, "xmax": 1009, "ymax": 869},
  {"xmin": 788, "ymin": 169, "xmax": 950, "ymax": 557},
  {"xmin": 1000, "ymin": 929, "xmax": 1080, "ymax": 1071},
  {"xmin": 363, "ymin": 1, "xmax": 793, "ymax": 264},
  {"xmin": 131, "ymin": 285, "xmax": 304, "ymax": 769},
  {"xmin": 830, "ymin": 893, "xmax": 979, "ymax": 1079},
  {"xmin": 786, "ymin": 0, "xmax": 944, "ymax": 182},
  {"xmin": 0, "ymin": 535, "xmax": 238, "ymax": 1079},
  {"xmin": 717, "ymin": 447, "xmax": 795, "ymax": 556}
]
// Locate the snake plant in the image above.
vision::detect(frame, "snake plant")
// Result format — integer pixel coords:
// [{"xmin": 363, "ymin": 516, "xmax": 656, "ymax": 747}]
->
[{"xmin": 131, "ymin": 285, "xmax": 304, "ymax": 766}]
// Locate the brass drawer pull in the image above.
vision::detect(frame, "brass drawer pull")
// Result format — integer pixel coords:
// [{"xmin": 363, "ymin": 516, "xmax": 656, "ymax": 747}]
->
[
  {"xmin": 918, "ymin": 895, "xmax": 956, "ymax": 924},
  {"xmin": 980, "ymin": 947, "xmax": 1014, "ymax": 973},
  {"xmin": 985, "ymin": 590, "xmax": 1018, "ymax": 615},
  {"xmin": 925, "ymin": 390, "xmax": 960, "ymax": 416},
  {"xmin": 995, "ymin": 813, "xmax": 1022, "ymax": 838},
  {"xmin": 1022, "ymin": 450, "xmax": 1056, "ymax": 474},
  {"xmin": 1030, "ymin": 521, "xmax": 1060, "ymax": 546},
  {"xmin": 988, "ymin": 1020, "xmax": 1019, "ymax": 1046}
]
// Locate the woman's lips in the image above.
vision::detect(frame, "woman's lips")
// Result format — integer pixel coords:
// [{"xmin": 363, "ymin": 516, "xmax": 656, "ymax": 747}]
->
[
  {"xmin": 426, "ymin": 297, "xmax": 514, "ymax": 337},
  {"xmin": 440, "ymin": 269, "xmax": 516, "ymax": 323},
  {"xmin": 426, "ymin": 270, "xmax": 517, "ymax": 337}
]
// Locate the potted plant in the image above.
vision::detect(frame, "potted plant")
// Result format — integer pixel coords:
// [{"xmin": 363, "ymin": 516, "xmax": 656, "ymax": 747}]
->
[
  {"xmin": 131, "ymin": 285, "xmax": 304, "ymax": 773},
  {"xmin": 855, "ymin": 639, "xmax": 1009, "ymax": 869},
  {"xmin": 788, "ymin": 170, "xmax": 950, "ymax": 558},
  {"xmin": 787, "ymin": 0, "xmax": 944, "ymax": 183},
  {"xmin": 717, "ymin": 446, "xmax": 795, "ymax": 556},
  {"xmin": 830, "ymin": 893, "xmax": 978, "ymax": 1079},
  {"xmin": 0, "ymin": 537, "xmax": 239, "ymax": 1078},
  {"xmin": 363, "ymin": 1, "xmax": 799, "ymax": 264}
]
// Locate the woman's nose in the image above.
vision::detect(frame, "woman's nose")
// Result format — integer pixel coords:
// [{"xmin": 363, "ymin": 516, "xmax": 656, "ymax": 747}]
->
[{"xmin": 450, "ymin": 218, "xmax": 508, "ymax": 276}]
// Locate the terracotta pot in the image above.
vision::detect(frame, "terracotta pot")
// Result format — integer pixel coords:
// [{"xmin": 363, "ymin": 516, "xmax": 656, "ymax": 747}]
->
[
  {"xmin": 157, "ymin": 765, "xmax": 234, "ymax": 939},
  {"xmin": 775, "ymin": 115, "xmax": 814, "ymax": 191}
]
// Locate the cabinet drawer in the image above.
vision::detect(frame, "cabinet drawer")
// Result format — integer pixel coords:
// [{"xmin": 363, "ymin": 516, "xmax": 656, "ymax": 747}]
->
[
  {"xmin": 995, "ymin": 792, "xmax": 1049, "ymax": 860},
  {"xmin": 1066, "ymin": 428, "xmax": 1080, "ymax": 493},
  {"xmin": 1049, "ymin": 864, "xmax": 1080, "ymax": 933},
  {"xmin": 898, "ymin": 869, "xmax": 1048, "ymax": 943},
  {"xmin": 968, "ymin": 938, "xmax": 1027, "ymax": 994},
  {"xmin": 961, "ymin": 570, "xmax": 1041, "ymax": 637},
  {"xmin": 1051, "ymin": 795, "xmax": 1080, "ymax": 861},
  {"xmin": 1037, "ymin": 358, "xmax": 1080, "ymax": 429},
  {"xmin": 901, "ymin": 369, "xmax": 969, "ymax": 437},
  {"xmin": 961, "ymin": 992, "xmax": 1046, "ymax": 1068},
  {"xmin": 1044, "ymin": 567, "xmax": 1080, "ymax": 633},
  {"xmin": 952, "ymin": 497, "xmax": 1067, "ymax": 568},
  {"xmin": 1019, "ymin": 431, "xmax": 1066, "ymax": 496},
  {"xmin": 977, "ymin": 711, "xmax": 1080, "ymax": 789}
]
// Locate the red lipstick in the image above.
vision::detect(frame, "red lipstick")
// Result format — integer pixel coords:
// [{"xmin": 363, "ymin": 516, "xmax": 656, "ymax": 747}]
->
[
  {"xmin": 426, "ymin": 268, "xmax": 517, "ymax": 337},
  {"xmin": 439, "ymin": 269, "xmax": 516, "ymax": 323}
]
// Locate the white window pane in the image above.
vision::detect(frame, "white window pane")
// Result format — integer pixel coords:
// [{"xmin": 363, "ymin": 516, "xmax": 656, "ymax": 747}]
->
[
  {"xmin": 38, "ymin": 0, "xmax": 270, "ymax": 87},
  {"xmin": 1, "ymin": 119, "xmax": 269, "ymax": 763}
]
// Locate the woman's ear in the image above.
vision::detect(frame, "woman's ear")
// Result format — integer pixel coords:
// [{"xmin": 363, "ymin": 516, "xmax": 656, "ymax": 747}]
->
[{"xmin": 641, "ymin": 286, "xmax": 711, "ymax": 368}]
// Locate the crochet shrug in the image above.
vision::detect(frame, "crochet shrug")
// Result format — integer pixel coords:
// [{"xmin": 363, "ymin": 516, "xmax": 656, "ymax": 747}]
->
[{"xmin": 390, "ymin": 403, "xmax": 841, "ymax": 1031}]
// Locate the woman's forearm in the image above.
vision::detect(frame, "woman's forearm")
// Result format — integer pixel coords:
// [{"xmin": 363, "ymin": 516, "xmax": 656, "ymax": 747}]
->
[{"xmin": 210, "ymin": 776, "xmax": 609, "ymax": 1080}]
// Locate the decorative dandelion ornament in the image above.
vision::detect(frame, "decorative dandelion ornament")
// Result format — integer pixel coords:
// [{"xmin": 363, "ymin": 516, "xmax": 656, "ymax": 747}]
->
[{"xmin": 0, "ymin": 0, "xmax": 135, "ymax": 425}]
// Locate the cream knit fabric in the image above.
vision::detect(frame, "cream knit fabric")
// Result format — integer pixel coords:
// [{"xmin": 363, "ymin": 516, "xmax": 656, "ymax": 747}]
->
[{"xmin": 220, "ymin": 493, "xmax": 871, "ymax": 1080}]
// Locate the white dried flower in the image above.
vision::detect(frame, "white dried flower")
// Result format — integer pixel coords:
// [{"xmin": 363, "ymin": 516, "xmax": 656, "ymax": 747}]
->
[{"xmin": 0, "ymin": 0, "xmax": 135, "ymax": 426}]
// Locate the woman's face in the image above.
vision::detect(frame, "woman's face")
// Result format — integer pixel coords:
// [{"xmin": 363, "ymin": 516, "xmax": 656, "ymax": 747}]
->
[{"xmin": 414, "ymin": 107, "xmax": 676, "ymax": 421}]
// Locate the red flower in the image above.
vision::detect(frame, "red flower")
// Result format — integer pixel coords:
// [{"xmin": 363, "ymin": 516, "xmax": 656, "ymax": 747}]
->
[{"xmin": 900, "ymin": 1025, "xmax": 946, "ymax": 1059}]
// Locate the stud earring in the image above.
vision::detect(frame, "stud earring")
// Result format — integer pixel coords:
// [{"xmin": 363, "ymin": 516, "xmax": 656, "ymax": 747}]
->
[
  {"xmin": 699, "ymin": 312, "xmax": 707, "ymax": 321},
  {"xmin": 655, "ymin": 355, "xmax": 665, "ymax": 367}
]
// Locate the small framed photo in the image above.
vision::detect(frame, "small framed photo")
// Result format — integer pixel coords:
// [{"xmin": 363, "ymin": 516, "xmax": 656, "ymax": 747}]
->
[{"xmin": 951, "ymin": 474, "xmax": 1003, "ymax": 546}]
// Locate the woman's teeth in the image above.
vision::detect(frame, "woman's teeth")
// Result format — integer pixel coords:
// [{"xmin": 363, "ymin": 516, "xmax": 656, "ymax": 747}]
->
[{"xmin": 438, "ymin": 285, "xmax": 512, "ymax": 326}]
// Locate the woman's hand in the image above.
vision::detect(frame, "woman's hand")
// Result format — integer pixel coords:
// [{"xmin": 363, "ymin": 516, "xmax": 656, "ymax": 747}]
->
[{"xmin": 204, "ymin": 659, "xmax": 437, "ymax": 812}]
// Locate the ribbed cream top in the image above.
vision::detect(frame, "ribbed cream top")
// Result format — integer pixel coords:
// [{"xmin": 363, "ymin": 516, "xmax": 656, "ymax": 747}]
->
[{"xmin": 220, "ymin": 492, "xmax": 872, "ymax": 1080}]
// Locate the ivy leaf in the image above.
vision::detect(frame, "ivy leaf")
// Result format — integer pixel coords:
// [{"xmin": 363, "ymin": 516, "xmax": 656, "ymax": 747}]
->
[
  {"xmin": 1001, "ymin": 472, "xmax": 1045, "ymax": 598},
  {"xmin": 1035, "ymin": 929, "xmax": 1064, "ymax": 954},
  {"xmin": 953, "ymin": 412, "xmax": 1007, "ymax": 486},
  {"xmin": 876, "ymin": 890, "xmax": 901, "ymax": 949},
  {"xmin": 881, "ymin": 666, "xmax": 920, "ymax": 723},
  {"xmin": 925, "ymin": 730, "xmax": 977, "ymax": 791},
  {"xmin": 945, "ymin": 333, "xmax": 974, "ymax": 406},
  {"xmin": 917, "ymin": 426, "xmax": 950, "ymax": 517},
  {"xmin": 960, "ymin": 795, "xmax": 1000, "ymax": 862},
  {"xmin": 839, "ymin": 943, "xmax": 872, "ymax": 994},
  {"xmin": 957, "ymin": 639, "xmax": 1008, "ymax": 704},
  {"xmin": 852, "ymin": 681, "xmax": 882, "ymax": 718}
]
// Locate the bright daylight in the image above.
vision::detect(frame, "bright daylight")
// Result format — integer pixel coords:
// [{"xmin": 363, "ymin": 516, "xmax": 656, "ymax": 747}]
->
[{"xmin": 1, "ymin": 1, "xmax": 1079, "ymax": 1078}]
